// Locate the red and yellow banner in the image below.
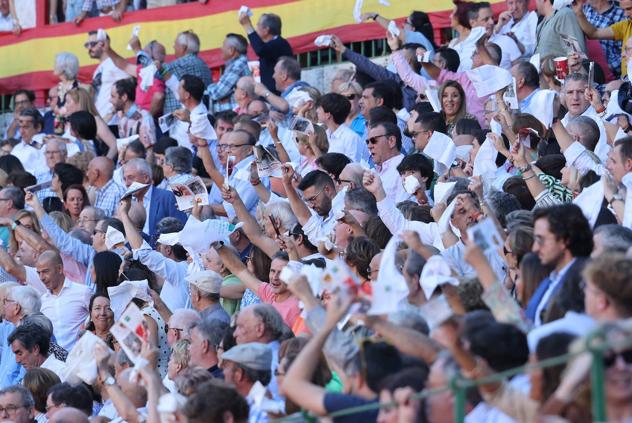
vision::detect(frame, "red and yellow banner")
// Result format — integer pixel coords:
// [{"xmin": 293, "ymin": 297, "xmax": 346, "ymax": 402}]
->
[{"xmin": 0, "ymin": 0, "xmax": 505, "ymax": 96}]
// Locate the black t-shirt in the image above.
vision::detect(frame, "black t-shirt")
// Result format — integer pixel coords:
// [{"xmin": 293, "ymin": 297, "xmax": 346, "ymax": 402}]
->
[{"xmin": 323, "ymin": 393, "xmax": 378, "ymax": 423}]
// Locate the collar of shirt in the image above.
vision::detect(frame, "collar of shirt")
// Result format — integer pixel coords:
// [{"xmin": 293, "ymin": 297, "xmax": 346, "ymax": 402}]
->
[
  {"xmin": 141, "ymin": 185, "xmax": 154, "ymax": 209},
  {"xmin": 549, "ymin": 258, "xmax": 577, "ymax": 287},
  {"xmin": 281, "ymin": 80, "xmax": 309, "ymax": 98},
  {"xmin": 43, "ymin": 278, "xmax": 72, "ymax": 297},
  {"xmin": 327, "ymin": 124, "xmax": 346, "ymax": 140},
  {"xmin": 520, "ymin": 88, "xmax": 540, "ymax": 110},
  {"xmin": 377, "ymin": 153, "xmax": 404, "ymax": 174}
]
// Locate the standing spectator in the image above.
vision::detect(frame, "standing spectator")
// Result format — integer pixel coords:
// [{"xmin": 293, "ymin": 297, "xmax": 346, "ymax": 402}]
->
[
  {"xmin": 238, "ymin": 11, "xmax": 293, "ymax": 95},
  {"xmin": 536, "ymin": 0, "xmax": 587, "ymax": 58},
  {"xmin": 158, "ymin": 31, "xmax": 212, "ymax": 115},
  {"xmin": 316, "ymin": 93, "xmax": 363, "ymax": 162},
  {"xmin": 37, "ymin": 251, "xmax": 91, "ymax": 351},
  {"xmin": 206, "ymin": 34, "xmax": 251, "ymax": 114},
  {"xmin": 496, "ymin": 0, "xmax": 539, "ymax": 57},
  {"xmin": 74, "ymin": 0, "xmax": 128, "ymax": 24},
  {"xmin": 110, "ymin": 78, "xmax": 156, "ymax": 147},
  {"xmin": 581, "ymin": 0, "xmax": 625, "ymax": 78},
  {"xmin": 170, "ymin": 75, "xmax": 211, "ymax": 151},
  {"xmin": 10, "ymin": 109, "xmax": 46, "ymax": 175},
  {"xmin": 4, "ymin": 89, "xmax": 35, "ymax": 140},
  {"xmin": 83, "ymin": 31, "xmax": 130, "ymax": 121},
  {"xmin": 0, "ymin": 0, "xmax": 21, "ymax": 35},
  {"xmin": 53, "ymin": 53, "xmax": 80, "ymax": 112}
]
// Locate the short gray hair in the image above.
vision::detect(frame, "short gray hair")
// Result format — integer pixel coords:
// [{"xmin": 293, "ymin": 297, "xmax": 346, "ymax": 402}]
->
[
  {"xmin": 165, "ymin": 146, "xmax": 193, "ymax": 174},
  {"xmin": 564, "ymin": 72, "xmax": 588, "ymax": 88},
  {"xmin": 54, "ymin": 52, "xmax": 80, "ymax": 80},
  {"xmin": 0, "ymin": 385, "xmax": 35, "ymax": 409},
  {"xmin": 176, "ymin": 31, "xmax": 200, "ymax": 54},
  {"xmin": 9, "ymin": 286, "xmax": 41, "ymax": 316},
  {"xmin": 594, "ymin": 224, "xmax": 632, "ymax": 253},
  {"xmin": 251, "ymin": 304, "xmax": 283, "ymax": 341},
  {"xmin": 264, "ymin": 201, "xmax": 297, "ymax": 232},
  {"xmin": 225, "ymin": 33, "xmax": 248, "ymax": 55},
  {"xmin": 83, "ymin": 206, "xmax": 106, "ymax": 222},
  {"xmin": 124, "ymin": 158, "xmax": 152, "ymax": 179},
  {"xmin": 192, "ymin": 319, "xmax": 229, "ymax": 349},
  {"xmin": 237, "ymin": 76, "xmax": 256, "ymax": 98},
  {"xmin": 568, "ymin": 116, "xmax": 600, "ymax": 152}
]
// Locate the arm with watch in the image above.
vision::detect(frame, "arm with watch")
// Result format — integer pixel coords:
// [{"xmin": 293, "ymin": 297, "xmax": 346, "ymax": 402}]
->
[
  {"xmin": 1, "ymin": 217, "xmax": 55, "ymax": 256},
  {"xmin": 0, "ymin": 218, "xmax": 26, "ymax": 281},
  {"xmin": 212, "ymin": 240, "xmax": 264, "ymax": 295},
  {"xmin": 254, "ymin": 82, "xmax": 289, "ymax": 113},
  {"xmin": 97, "ymin": 360, "xmax": 143, "ymax": 423},
  {"xmin": 604, "ymin": 176, "xmax": 625, "ymax": 224}
]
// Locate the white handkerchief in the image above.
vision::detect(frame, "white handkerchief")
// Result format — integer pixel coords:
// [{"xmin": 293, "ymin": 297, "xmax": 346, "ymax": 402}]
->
[
  {"xmin": 424, "ymin": 131, "xmax": 456, "ymax": 176},
  {"xmin": 105, "ymin": 226, "xmax": 126, "ymax": 250},
  {"xmin": 108, "ymin": 280, "xmax": 153, "ymax": 321},
  {"xmin": 523, "ymin": 89, "xmax": 557, "ymax": 128},
  {"xmin": 573, "ymin": 180, "xmax": 604, "ymax": 228},
  {"xmin": 425, "ymin": 86, "xmax": 441, "ymax": 112},
  {"xmin": 63, "ymin": 332, "xmax": 110, "ymax": 385},
  {"xmin": 238, "ymin": 5, "xmax": 253, "ymax": 17},
  {"xmin": 139, "ymin": 63, "xmax": 156, "ymax": 92},
  {"xmin": 455, "ymin": 145, "xmax": 473, "ymax": 162},
  {"xmin": 122, "ymin": 182, "xmax": 149, "ymax": 199},
  {"xmin": 473, "ymin": 136, "xmax": 498, "ymax": 177},
  {"xmin": 127, "ymin": 25, "xmax": 140, "ymax": 50},
  {"xmin": 419, "ymin": 255, "xmax": 459, "ymax": 300},
  {"xmin": 179, "ymin": 216, "xmax": 243, "ymax": 254},
  {"xmin": 116, "ymin": 134, "xmax": 140, "ymax": 150},
  {"xmin": 190, "ymin": 113, "xmax": 218, "ymax": 141},
  {"xmin": 352, "ymin": 0, "xmax": 363, "ymax": 23},
  {"xmin": 466, "ymin": 65, "xmax": 513, "ymax": 98},
  {"xmin": 604, "ymin": 90, "xmax": 632, "ymax": 123},
  {"xmin": 314, "ymin": 35, "xmax": 333, "ymax": 47},
  {"xmin": 368, "ymin": 235, "xmax": 409, "ymax": 315},
  {"xmin": 529, "ymin": 53, "xmax": 541, "ymax": 72},
  {"xmin": 433, "ymin": 182, "xmax": 456, "ymax": 205},
  {"xmin": 490, "ymin": 118, "xmax": 503, "ymax": 135},
  {"xmin": 387, "ymin": 21, "xmax": 400, "ymax": 38},
  {"xmin": 403, "ymin": 175, "xmax": 421, "ymax": 195},
  {"xmin": 96, "ymin": 28, "xmax": 107, "ymax": 41},
  {"xmin": 553, "ymin": 0, "xmax": 573, "ymax": 10},
  {"xmin": 157, "ymin": 232, "xmax": 179, "ymax": 246},
  {"xmin": 286, "ymin": 90, "xmax": 312, "ymax": 110}
]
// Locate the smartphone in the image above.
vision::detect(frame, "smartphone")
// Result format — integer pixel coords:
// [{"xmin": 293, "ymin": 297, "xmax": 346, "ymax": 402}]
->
[{"xmin": 26, "ymin": 181, "xmax": 52, "ymax": 193}]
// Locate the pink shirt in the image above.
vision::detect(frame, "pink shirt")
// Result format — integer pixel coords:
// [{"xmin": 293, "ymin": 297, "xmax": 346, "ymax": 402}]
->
[
  {"xmin": 257, "ymin": 283, "xmax": 301, "ymax": 328},
  {"xmin": 391, "ymin": 51, "xmax": 487, "ymax": 128}
]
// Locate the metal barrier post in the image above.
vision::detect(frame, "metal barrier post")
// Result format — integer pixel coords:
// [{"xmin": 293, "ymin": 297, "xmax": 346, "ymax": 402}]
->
[
  {"xmin": 450, "ymin": 375, "xmax": 466, "ymax": 423},
  {"xmin": 589, "ymin": 343, "xmax": 607, "ymax": 422}
]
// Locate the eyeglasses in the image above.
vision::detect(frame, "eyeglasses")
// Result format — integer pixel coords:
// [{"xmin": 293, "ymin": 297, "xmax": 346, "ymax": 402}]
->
[
  {"xmin": 218, "ymin": 143, "xmax": 249, "ymax": 151},
  {"xmin": 366, "ymin": 134, "xmax": 389, "ymax": 145},
  {"xmin": 165, "ymin": 325, "xmax": 184, "ymax": 334},
  {"xmin": 2, "ymin": 298, "xmax": 15, "ymax": 305},
  {"xmin": 345, "ymin": 94, "xmax": 358, "ymax": 100},
  {"xmin": 603, "ymin": 349, "xmax": 632, "ymax": 368},
  {"xmin": 78, "ymin": 217, "xmax": 97, "ymax": 224},
  {"xmin": 303, "ymin": 187, "xmax": 325, "ymax": 204},
  {"xmin": 0, "ymin": 404, "xmax": 26, "ymax": 415},
  {"xmin": 84, "ymin": 41, "xmax": 99, "ymax": 49},
  {"xmin": 45, "ymin": 150, "xmax": 63, "ymax": 156},
  {"xmin": 93, "ymin": 229, "xmax": 105, "ymax": 235},
  {"xmin": 338, "ymin": 179, "xmax": 354, "ymax": 187}
]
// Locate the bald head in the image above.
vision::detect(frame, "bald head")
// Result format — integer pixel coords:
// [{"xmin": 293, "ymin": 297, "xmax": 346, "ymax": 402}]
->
[
  {"xmin": 36, "ymin": 251, "xmax": 65, "ymax": 293},
  {"xmin": 87, "ymin": 157, "xmax": 115, "ymax": 187},
  {"xmin": 127, "ymin": 202, "xmax": 146, "ymax": 231},
  {"xmin": 49, "ymin": 407, "xmax": 89, "ymax": 423},
  {"xmin": 339, "ymin": 163, "xmax": 365, "ymax": 190},
  {"xmin": 167, "ymin": 309, "xmax": 201, "ymax": 346},
  {"xmin": 37, "ymin": 250, "xmax": 63, "ymax": 268}
]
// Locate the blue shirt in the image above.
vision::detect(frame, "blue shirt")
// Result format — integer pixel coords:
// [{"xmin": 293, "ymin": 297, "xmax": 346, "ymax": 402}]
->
[
  {"xmin": 0, "ymin": 321, "xmax": 24, "ymax": 388},
  {"xmin": 520, "ymin": 88, "xmax": 540, "ymax": 111},
  {"xmin": 583, "ymin": 3, "xmax": 626, "ymax": 77}
]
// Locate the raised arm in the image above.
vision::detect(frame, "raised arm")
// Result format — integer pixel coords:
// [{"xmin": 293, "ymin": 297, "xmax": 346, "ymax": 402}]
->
[
  {"xmin": 221, "ymin": 185, "xmax": 280, "ymax": 258},
  {"xmin": 280, "ymin": 164, "xmax": 312, "ymax": 226},
  {"xmin": 195, "ymin": 138, "xmax": 224, "ymax": 188},
  {"xmin": 213, "ymin": 242, "xmax": 263, "ymax": 293},
  {"xmin": 268, "ymin": 122, "xmax": 291, "ymax": 163},
  {"xmin": 572, "ymin": 0, "xmax": 615, "ymax": 40},
  {"xmin": 117, "ymin": 198, "xmax": 143, "ymax": 250},
  {"xmin": 369, "ymin": 317, "xmax": 442, "ymax": 364},
  {"xmin": 105, "ymin": 42, "xmax": 137, "ymax": 76},
  {"xmin": 391, "ymin": 50, "xmax": 432, "ymax": 94},
  {"xmin": 254, "ymin": 82, "xmax": 289, "ymax": 113},
  {"xmin": 96, "ymin": 116, "xmax": 118, "ymax": 160}
]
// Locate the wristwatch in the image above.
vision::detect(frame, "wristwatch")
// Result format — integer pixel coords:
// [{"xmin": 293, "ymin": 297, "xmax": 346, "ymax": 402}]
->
[
  {"xmin": 103, "ymin": 375, "xmax": 116, "ymax": 386},
  {"xmin": 211, "ymin": 240, "xmax": 224, "ymax": 250},
  {"xmin": 610, "ymin": 193, "xmax": 625, "ymax": 205},
  {"xmin": 10, "ymin": 220, "xmax": 20, "ymax": 231}
]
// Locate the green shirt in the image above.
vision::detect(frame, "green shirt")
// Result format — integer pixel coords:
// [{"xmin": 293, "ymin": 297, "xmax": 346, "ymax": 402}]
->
[{"xmin": 220, "ymin": 274, "xmax": 243, "ymax": 317}]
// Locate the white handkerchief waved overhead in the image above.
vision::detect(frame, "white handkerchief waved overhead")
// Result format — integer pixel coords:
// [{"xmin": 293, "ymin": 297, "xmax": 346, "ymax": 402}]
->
[
  {"xmin": 523, "ymin": 89, "xmax": 557, "ymax": 128},
  {"xmin": 368, "ymin": 235, "xmax": 409, "ymax": 315},
  {"xmin": 105, "ymin": 226, "xmax": 126, "ymax": 250},
  {"xmin": 473, "ymin": 136, "xmax": 498, "ymax": 177},
  {"xmin": 573, "ymin": 180, "xmax": 604, "ymax": 228},
  {"xmin": 107, "ymin": 279, "xmax": 153, "ymax": 321},
  {"xmin": 466, "ymin": 65, "xmax": 513, "ymax": 98},
  {"xmin": 419, "ymin": 255, "xmax": 460, "ymax": 300},
  {"xmin": 424, "ymin": 131, "xmax": 456, "ymax": 176},
  {"xmin": 139, "ymin": 63, "xmax": 156, "ymax": 92}
]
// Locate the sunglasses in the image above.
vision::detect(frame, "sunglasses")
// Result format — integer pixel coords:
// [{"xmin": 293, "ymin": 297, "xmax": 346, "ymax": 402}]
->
[
  {"xmin": 84, "ymin": 41, "xmax": 99, "ymax": 49},
  {"xmin": 345, "ymin": 94, "xmax": 358, "ymax": 100},
  {"xmin": 603, "ymin": 350, "xmax": 632, "ymax": 368},
  {"xmin": 366, "ymin": 134, "xmax": 389, "ymax": 145}
]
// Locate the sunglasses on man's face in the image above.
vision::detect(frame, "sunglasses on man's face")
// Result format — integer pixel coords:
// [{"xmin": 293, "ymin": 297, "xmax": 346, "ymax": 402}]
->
[
  {"xmin": 603, "ymin": 349, "xmax": 632, "ymax": 368},
  {"xmin": 84, "ymin": 41, "xmax": 99, "ymax": 49}
]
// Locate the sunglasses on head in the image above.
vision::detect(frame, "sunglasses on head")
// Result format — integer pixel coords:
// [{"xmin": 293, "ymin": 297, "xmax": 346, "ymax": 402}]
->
[{"xmin": 603, "ymin": 349, "xmax": 632, "ymax": 368}]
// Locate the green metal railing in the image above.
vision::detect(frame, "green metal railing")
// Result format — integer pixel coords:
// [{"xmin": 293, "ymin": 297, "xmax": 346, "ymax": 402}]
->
[
  {"xmin": 296, "ymin": 38, "xmax": 389, "ymax": 70},
  {"xmin": 273, "ymin": 327, "xmax": 630, "ymax": 423}
]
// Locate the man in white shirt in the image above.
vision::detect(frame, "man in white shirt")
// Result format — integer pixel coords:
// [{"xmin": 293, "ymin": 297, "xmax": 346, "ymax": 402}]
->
[
  {"xmin": 10, "ymin": 108, "xmax": 46, "ymax": 175},
  {"xmin": 496, "ymin": 0, "xmax": 538, "ymax": 57},
  {"xmin": 84, "ymin": 30, "xmax": 130, "ymax": 120},
  {"xmin": 37, "ymin": 251, "xmax": 90, "ymax": 351},
  {"xmin": 366, "ymin": 121, "xmax": 410, "ymax": 204},
  {"xmin": 170, "ymin": 75, "xmax": 212, "ymax": 151},
  {"xmin": 8, "ymin": 320, "xmax": 66, "ymax": 380},
  {"xmin": 4, "ymin": 89, "xmax": 34, "ymax": 140},
  {"xmin": 316, "ymin": 92, "xmax": 363, "ymax": 161},
  {"xmin": 471, "ymin": 2, "xmax": 522, "ymax": 70}
]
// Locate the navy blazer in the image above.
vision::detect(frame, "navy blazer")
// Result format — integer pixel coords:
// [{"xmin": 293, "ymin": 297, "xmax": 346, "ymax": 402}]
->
[{"xmin": 147, "ymin": 187, "xmax": 187, "ymax": 242}]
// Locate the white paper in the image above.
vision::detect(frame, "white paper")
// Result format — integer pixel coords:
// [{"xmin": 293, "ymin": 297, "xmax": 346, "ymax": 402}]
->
[
  {"xmin": 189, "ymin": 112, "xmax": 218, "ymax": 141},
  {"xmin": 425, "ymin": 86, "xmax": 441, "ymax": 112},
  {"xmin": 503, "ymin": 77, "xmax": 519, "ymax": 110},
  {"xmin": 523, "ymin": 89, "xmax": 557, "ymax": 128},
  {"xmin": 314, "ymin": 35, "xmax": 333, "ymax": 48},
  {"xmin": 116, "ymin": 134, "xmax": 139, "ymax": 150},
  {"xmin": 127, "ymin": 25, "xmax": 140, "ymax": 51},
  {"xmin": 604, "ymin": 90, "xmax": 632, "ymax": 123},
  {"xmin": 418, "ymin": 295, "xmax": 454, "ymax": 329},
  {"xmin": 279, "ymin": 261, "xmax": 303, "ymax": 284},
  {"xmin": 157, "ymin": 232, "xmax": 179, "ymax": 246},
  {"xmin": 466, "ymin": 65, "xmax": 513, "ymax": 98},
  {"xmin": 109, "ymin": 303, "xmax": 147, "ymax": 365},
  {"xmin": 63, "ymin": 332, "xmax": 111, "ymax": 385},
  {"xmin": 368, "ymin": 235, "xmax": 409, "ymax": 315},
  {"xmin": 473, "ymin": 136, "xmax": 498, "ymax": 177},
  {"xmin": 433, "ymin": 181, "xmax": 456, "ymax": 205},
  {"xmin": 403, "ymin": 175, "xmax": 421, "ymax": 195},
  {"xmin": 529, "ymin": 53, "xmax": 541, "ymax": 72},
  {"xmin": 158, "ymin": 113, "xmax": 175, "ymax": 133},
  {"xmin": 289, "ymin": 115, "xmax": 314, "ymax": 135},
  {"xmin": 419, "ymin": 255, "xmax": 459, "ymax": 300},
  {"xmin": 238, "ymin": 5, "xmax": 253, "ymax": 17},
  {"xmin": 352, "ymin": 0, "xmax": 363, "ymax": 23},
  {"xmin": 108, "ymin": 279, "xmax": 153, "ymax": 321},
  {"xmin": 179, "ymin": 216, "xmax": 243, "ymax": 254},
  {"xmin": 573, "ymin": 180, "xmax": 604, "ymax": 228},
  {"xmin": 490, "ymin": 118, "xmax": 503, "ymax": 135},
  {"xmin": 121, "ymin": 182, "xmax": 149, "ymax": 200},
  {"xmin": 170, "ymin": 176, "xmax": 209, "ymax": 211}
]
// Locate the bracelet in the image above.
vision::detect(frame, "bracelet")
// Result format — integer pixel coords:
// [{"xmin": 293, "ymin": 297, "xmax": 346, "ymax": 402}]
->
[
  {"xmin": 372, "ymin": 13, "xmax": 379, "ymax": 20},
  {"xmin": 523, "ymin": 173, "xmax": 536, "ymax": 181},
  {"xmin": 517, "ymin": 164, "xmax": 531, "ymax": 174}
]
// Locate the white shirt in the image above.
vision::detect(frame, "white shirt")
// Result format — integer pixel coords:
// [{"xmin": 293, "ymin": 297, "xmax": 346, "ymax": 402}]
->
[
  {"xmin": 441, "ymin": 241, "xmax": 507, "ymax": 281},
  {"xmin": 377, "ymin": 154, "xmax": 411, "ymax": 204},
  {"xmin": 562, "ymin": 141, "xmax": 605, "ymax": 176},
  {"xmin": 170, "ymin": 102, "xmax": 208, "ymax": 152},
  {"xmin": 0, "ymin": 12, "xmax": 13, "ymax": 31},
  {"xmin": 302, "ymin": 187, "xmax": 347, "ymax": 246},
  {"xmin": 41, "ymin": 355, "xmax": 66, "ymax": 380},
  {"xmin": 140, "ymin": 185, "xmax": 153, "ymax": 234},
  {"xmin": 498, "ymin": 11, "xmax": 538, "ymax": 57},
  {"xmin": 327, "ymin": 124, "xmax": 363, "ymax": 162},
  {"xmin": 93, "ymin": 58, "xmax": 130, "ymax": 119},
  {"xmin": 376, "ymin": 198, "xmax": 445, "ymax": 250},
  {"xmin": 450, "ymin": 30, "xmax": 482, "ymax": 72},
  {"xmin": 11, "ymin": 141, "xmax": 45, "ymax": 175},
  {"xmin": 489, "ymin": 34, "xmax": 522, "ymax": 70},
  {"xmin": 40, "ymin": 279, "xmax": 91, "ymax": 351},
  {"xmin": 561, "ymin": 105, "xmax": 610, "ymax": 163}
]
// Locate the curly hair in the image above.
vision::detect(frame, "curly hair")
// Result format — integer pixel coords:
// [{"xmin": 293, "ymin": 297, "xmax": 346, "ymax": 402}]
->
[{"xmin": 532, "ymin": 204, "xmax": 593, "ymax": 257}]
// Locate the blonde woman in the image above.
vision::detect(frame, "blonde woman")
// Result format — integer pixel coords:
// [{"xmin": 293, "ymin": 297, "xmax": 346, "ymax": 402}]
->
[
  {"xmin": 165, "ymin": 339, "xmax": 191, "ymax": 393},
  {"xmin": 336, "ymin": 80, "xmax": 366, "ymax": 137}
]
